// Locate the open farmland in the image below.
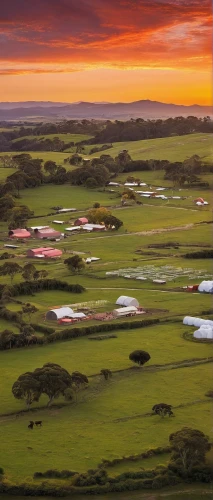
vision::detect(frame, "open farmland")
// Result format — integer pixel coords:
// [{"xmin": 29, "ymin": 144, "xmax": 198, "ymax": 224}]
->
[{"xmin": 0, "ymin": 125, "xmax": 212, "ymax": 493}]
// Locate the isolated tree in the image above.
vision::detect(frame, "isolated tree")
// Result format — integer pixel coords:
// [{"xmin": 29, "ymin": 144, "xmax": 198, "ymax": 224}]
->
[
  {"xmin": 12, "ymin": 372, "xmax": 42, "ymax": 409},
  {"xmin": 87, "ymin": 206, "xmax": 111, "ymax": 224},
  {"xmin": 33, "ymin": 363, "xmax": 73, "ymax": 406},
  {"xmin": 115, "ymin": 150, "xmax": 132, "ymax": 167},
  {"xmin": 104, "ymin": 214, "xmax": 123, "ymax": 230},
  {"xmin": 100, "ymin": 369, "xmax": 112, "ymax": 380},
  {"xmin": 122, "ymin": 189, "xmax": 136, "ymax": 201},
  {"xmin": 64, "ymin": 255, "xmax": 85, "ymax": 273},
  {"xmin": 22, "ymin": 303, "xmax": 38, "ymax": 321},
  {"xmin": 32, "ymin": 269, "xmax": 48, "ymax": 281},
  {"xmin": 169, "ymin": 427, "xmax": 211, "ymax": 472},
  {"xmin": 0, "ymin": 262, "xmax": 22, "ymax": 283},
  {"xmin": 22, "ymin": 263, "xmax": 36, "ymax": 281},
  {"xmin": 8, "ymin": 205, "xmax": 33, "ymax": 228},
  {"xmin": 93, "ymin": 202, "xmax": 100, "ymax": 208},
  {"xmin": 129, "ymin": 350, "xmax": 151, "ymax": 366}
]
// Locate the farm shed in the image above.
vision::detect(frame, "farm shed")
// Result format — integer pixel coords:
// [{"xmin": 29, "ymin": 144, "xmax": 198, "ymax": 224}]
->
[
  {"xmin": 34, "ymin": 228, "xmax": 62, "ymax": 240},
  {"xmin": 116, "ymin": 296, "xmax": 139, "ymax": 307},
  {"xmin": 65, "ymin": 226, "xmax": 81, "ymax": 232},
  {"xmin": 30, "ymin": 225, "xmax": 49, "ymax": 230},
  {"xmin": 46, "ymin": 307, "xmax": 74, "ymax": 321},
  {"xmin": 42, "ymin": 249, "xmax": 62, "ymax": 258},
  {"xmin": 83, "ymin": 224, "xmax": 106, "ymax": 232},
  {"xmin": 85, "ymin": 257, "xmax": 100, "ymax": 263},
  {"xmin": 198, "ymin": 281, "xmax": 213, "ymax": 293},
  {"xmin": 57, "ymin": 208, "xmax": 76, "ymax": 213},
  {"xmin": 75, "ymin": 217, "xmax": 88, "ymax": 225},
  {"xmin": 27, "ymin": 247, "xmax": 54, "ymax": 257},
  {"xmin": 9, "ymin": 229, "xmax": 31, "ymax": 239},
  {"xmin": 113, "ymin": 306, "xmax": 138, "ymax": 317}
]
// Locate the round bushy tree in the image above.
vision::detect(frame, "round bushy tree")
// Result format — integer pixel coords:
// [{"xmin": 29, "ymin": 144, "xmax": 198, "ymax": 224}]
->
[{"xmin": 129, "ymin": 350, "xmax": 150, "ymax": 366}]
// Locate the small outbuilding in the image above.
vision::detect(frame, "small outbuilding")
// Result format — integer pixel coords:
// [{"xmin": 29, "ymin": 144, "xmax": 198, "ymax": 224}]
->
[
  {"xmin": 83, "ymin": 224, "xmax": 106, "ymax": 232},
  {"xmin": 116, "ymin": 296, "xmax": 139, "ymax": 307},
  {"xmin": 42, "ymin": 249, "xmax": 62, "ymax": 258},
  {"xmin": 46, "ymin": 307, "xmax": 74, "ymax": 321},
  {"xmin": 75, "ymin": 217, "xmax": 88, "ymax": 225},
  {"xmin": 9, "ymin": 229, "xmax": 31, "ymax": 239},
  {"xmin": 113, "ymin": 306, "xmax": 138, "ymax": 317},
  {"xmin": 198, "ymin": 281, "xmax": 213, "ymax": 293}
]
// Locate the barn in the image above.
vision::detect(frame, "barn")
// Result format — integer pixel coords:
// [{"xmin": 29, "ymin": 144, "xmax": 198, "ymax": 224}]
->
[
  {"xmin": 27, "ymin": 247, "xmax": 54, "ymax": 257},
  {"xmin": 74, "ymin": 217, "xmax": 88, "ymax": 225},
  {"xmin": 34, "ymin": 228, "xmax": 62, "ymax": 240},
  {"xmin": 45, "ymin": 307, "xmax": 74, "ymax": 321},
  {"xmin": 113, "ymin": 306, "xmax": 138, "ymax": 317},
  {"xmin": 42, "ymin": 249, "xmax": 62, "ymax": 258},
  {"xmin": 9, "ymin": 229, "xmax": 31, "ymax": 239},
  {"xmin": 116, "ymin": 295, "xmax": 139, "ymax": 307}
]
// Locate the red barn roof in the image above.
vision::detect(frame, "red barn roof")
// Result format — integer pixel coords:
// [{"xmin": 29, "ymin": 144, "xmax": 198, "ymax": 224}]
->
[
  {"xmin": 42, "ymin": 249, "xmax": 62, "ymax": 258},
  {"xmin": 9, "ymin": 229, "xmax": 31, "ymax": 239}
]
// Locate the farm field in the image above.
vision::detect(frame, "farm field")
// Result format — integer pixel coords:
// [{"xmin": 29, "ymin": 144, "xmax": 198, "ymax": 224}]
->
[
  {"xmin": 12, "ymin": 133, "xmax": 93, "ymax": 144},
  {"xmin": 0, "ymin": 127, "xmax": 212, "ymax": 490}
]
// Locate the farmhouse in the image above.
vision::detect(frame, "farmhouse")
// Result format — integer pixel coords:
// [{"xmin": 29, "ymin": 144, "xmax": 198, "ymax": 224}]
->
[
  {"xmin": 46, "ymin": 307, "xmax": 74, "ymax": 321},
  {"xmin": 9, "ymin": 229, "xmax": 31, "ymax": 239},
  {"xmin": 113, "ymin": 306, "xmax": 138, "ymax": 317},
  {"xmin": 34, "ymin": 228, "xmax": 62, "ymax": 240},
  {"xmin": 116, "ymin": 295, "xmax": 139, "ymax": 307},
  {"xmin": 75, "ymin": 217, "xmax": 88, "ymax": 225}
]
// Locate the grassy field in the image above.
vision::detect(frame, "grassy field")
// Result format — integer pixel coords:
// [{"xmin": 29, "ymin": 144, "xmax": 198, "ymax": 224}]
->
[
  {"xmin": 0, "ymin": 131, "xmax": 212, "ymax": 486},
  {"xmin": 12, "ymin": 133, "xmax": 93, "ymax": 144},
  {"xmin": 0, "ymin": 364, "xmax": 211, "ymax": 479}
]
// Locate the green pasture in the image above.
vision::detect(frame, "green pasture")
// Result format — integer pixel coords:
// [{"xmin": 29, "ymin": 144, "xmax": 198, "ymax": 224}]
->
[
  {"xmin": 18, "ymin": 184, "xmax": 119, "ymax": 215},
  {"xmin": 85, "ymin": 133, "xmax": 213, "ymax": 163},
  {"xmin": 0, "ymin": 363, "xmax": 211, "ymax": 480},
  {"xmin": 12, "ymin": 133, "xmax": 93, "ymax": 144}
]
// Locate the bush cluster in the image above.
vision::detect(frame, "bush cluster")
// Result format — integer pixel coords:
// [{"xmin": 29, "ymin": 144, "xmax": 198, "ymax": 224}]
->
[
  {"xmin": 184, "ymin": 249, "xmax": 213, "ymax": 259},
  {"xmin": 34, "ymin": 469, "xmax": 77, "ymax": 479}
]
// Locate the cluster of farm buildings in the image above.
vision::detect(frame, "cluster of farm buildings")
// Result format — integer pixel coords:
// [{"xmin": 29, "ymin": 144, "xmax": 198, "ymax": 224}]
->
[{"xmin": 45, "ymin": 296, "xmax": 145, "ymax": 325}]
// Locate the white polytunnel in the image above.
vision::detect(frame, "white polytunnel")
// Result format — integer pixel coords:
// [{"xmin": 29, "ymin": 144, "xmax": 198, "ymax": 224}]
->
[
  {"xmin": 116, "ymin": 295, "xmax": 139, "ymax": 307},
  {"xmin": 46, "ymin": 307, "xmax": 74, "ymax": 321},
  {"xmin": 198, "ymin": 281, "xmax": 213, "ymax": 293}
]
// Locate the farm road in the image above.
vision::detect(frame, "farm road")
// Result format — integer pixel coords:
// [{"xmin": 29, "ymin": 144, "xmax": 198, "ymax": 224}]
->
[
  {"xmin": 84, "ymin": 223, "xmax": 195, "ymax": 240},
  {"xmin": 86, "ymin": 287, "xmax": 197, "ymax": 294}
]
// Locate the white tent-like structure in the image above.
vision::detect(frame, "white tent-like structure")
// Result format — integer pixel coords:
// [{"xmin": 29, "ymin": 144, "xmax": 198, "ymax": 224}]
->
[
  {"xmin": 193, "ymin": 326, "xmax": 213, "ymax": 340},
  {"xmin": 198, "ymin": 281, "xmax": 213, "ymax": 293},
  {"xmin": 116, "ymin": 296, "xmax": 139, "ymax": 307},
  {"xmin": 183, "ymin": 316, "xmax": 213, "ymax": 327},
  {"xmin": 46, "ymin": 307, "xmax": 74, "ymax": 321},
  {"xmin": 113, "ymin": 306, "xmax": 138, "ymax": 317}
]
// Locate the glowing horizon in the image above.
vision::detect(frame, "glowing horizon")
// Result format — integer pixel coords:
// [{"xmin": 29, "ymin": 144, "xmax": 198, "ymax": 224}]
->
[{"xmin": 0, "ymin": 0, "xmax": 211, "ymax": 105}]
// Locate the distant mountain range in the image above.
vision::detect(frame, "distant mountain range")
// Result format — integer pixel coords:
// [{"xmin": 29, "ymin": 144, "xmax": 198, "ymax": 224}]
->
[{"xmin": 0, "ymin": 100, "xmax": 211, "ymax": 121}]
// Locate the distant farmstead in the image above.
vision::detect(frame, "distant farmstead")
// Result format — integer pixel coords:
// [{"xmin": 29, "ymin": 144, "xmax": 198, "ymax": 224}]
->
[{"xmin": 9, "ymin": 229, "xmax": 31, "ymax": 239}]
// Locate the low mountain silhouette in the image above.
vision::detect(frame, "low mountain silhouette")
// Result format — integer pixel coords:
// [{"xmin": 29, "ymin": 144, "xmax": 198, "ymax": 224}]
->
[{"xmin": 0, "ymin": 99, "xmax": 211, "ymax": 121}]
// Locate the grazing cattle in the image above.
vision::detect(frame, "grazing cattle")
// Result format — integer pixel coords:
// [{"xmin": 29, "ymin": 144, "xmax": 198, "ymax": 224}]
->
[
  {"xmin": 35, "ymin": 421, "xmax": 42, "ymax": 427},
  {"xmin": 28, "ymin": 421, "xmax": 34, "ymax": 429}
]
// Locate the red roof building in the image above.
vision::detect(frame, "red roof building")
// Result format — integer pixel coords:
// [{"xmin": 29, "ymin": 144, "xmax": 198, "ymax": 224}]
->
[
  {"xmin": 42, "ymin": 249, "xmax": 62, "ymax": 258},
  {"xmin": 74, "ymin": 217, "xmax": 88, "ymax": 225},
  {"xmin": 34, "ymin": 228, "xmax": 62, "ymax": 239},
  {"xmin": 27, "ymin": 247, "xmax": 54, "ymax": 257},
  {"xmin": 9, "ymin": 229, "xmax": 31, "ymax": 239}
]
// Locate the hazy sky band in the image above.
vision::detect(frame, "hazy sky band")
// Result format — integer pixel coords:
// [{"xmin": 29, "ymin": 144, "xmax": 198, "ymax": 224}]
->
[{"xmin": 0, "ymin": 0, "xmax": 211, "ymax": 103}]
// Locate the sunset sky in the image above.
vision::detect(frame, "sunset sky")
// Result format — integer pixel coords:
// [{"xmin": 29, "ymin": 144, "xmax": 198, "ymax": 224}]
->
[{"xmin": 0, "ymin": 0, "xmax": 211, "ymax": 104}]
